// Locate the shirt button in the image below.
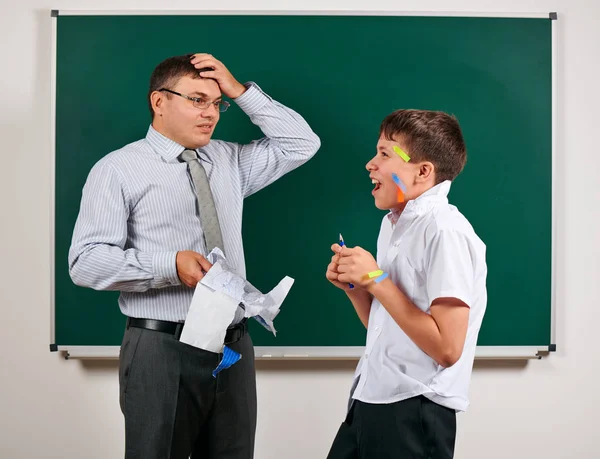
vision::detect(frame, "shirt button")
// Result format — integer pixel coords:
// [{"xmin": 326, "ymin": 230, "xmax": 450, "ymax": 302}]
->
[{"xmin": 365, "ymin": 353, "xmax": 369, "ymax": 359}]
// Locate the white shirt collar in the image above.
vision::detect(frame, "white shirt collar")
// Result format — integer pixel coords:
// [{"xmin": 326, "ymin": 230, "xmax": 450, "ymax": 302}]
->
[{"xmin": 388, "ymin": 180, "xmax": 452, "ymax": 225}]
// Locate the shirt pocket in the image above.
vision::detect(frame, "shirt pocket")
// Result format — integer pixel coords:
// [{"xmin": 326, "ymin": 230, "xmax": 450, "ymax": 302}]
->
[{"xmin": 384, "ymin": 243, "xmax": 417, "ymax": 302}]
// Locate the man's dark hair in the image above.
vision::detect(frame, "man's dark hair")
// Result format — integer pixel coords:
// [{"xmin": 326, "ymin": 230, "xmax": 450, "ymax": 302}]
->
[
  {"xmin": 148, "ymin": 54, "xmax": 202, "ymax": 118},
  {"xmin": 379, "ymin": 109, "xmax": 467, "ymax": 183}
]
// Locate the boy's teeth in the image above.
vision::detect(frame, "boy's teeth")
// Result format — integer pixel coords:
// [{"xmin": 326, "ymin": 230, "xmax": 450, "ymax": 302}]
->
[{"xmin": 372, "ymin": 179, "xmax": 380, "ymax": 184}]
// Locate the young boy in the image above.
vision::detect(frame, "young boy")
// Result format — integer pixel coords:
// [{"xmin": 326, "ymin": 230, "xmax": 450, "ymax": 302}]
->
[{"xmin": 325, "ymin": 109, "xmax": 487, "ymax": 459}]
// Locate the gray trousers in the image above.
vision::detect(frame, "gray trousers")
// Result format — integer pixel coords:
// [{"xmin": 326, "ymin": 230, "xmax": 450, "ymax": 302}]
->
[{"xmin": 119, "ymin": 326, "xmax": 257, "ymax": 459}]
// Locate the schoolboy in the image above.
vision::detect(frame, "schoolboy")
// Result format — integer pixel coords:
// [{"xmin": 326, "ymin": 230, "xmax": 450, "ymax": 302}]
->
[{"xmin": 325, "ymin": 109, "xmax": 487, "ymax": 459}]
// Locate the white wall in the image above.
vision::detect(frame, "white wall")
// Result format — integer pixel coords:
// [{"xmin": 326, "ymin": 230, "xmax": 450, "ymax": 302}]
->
[{"xmin": 1, "ymin": 0, "xmax": 598, "ymax": 457}]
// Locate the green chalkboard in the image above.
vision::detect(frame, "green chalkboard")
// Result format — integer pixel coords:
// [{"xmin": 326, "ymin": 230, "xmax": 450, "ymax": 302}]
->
[{"xmin": 53, "ymin": 13, "xmax": 554, "ymax": 352}]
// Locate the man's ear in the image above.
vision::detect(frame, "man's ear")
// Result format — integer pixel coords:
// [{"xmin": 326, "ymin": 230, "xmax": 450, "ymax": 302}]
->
[
  {"xmin": 150, "ymin": 91, "xmax": 164, "ymax": 117},
  {"xmin": 416, "ymin": 161, "xmax": 435, "ymax": 183}
]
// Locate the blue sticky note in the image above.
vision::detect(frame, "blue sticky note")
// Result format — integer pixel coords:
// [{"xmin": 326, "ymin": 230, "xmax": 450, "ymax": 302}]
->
[
  {"xmin": 391, "ymin": 173, "xmax": 407, "ymax": 193},
  {"xmin": 212, "ymin": 345, "xmax": 242, "ymax": 378}
]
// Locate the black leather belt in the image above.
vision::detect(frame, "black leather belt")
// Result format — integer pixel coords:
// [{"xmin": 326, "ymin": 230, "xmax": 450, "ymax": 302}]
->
[{"xmin": 126, "ymin": 317, "xmax": 248, "ymax": 344}]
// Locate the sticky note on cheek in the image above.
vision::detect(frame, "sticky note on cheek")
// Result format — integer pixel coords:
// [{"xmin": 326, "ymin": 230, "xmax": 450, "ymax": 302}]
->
[
  {"xmin": 397, "ymin": 188, "xmax": 405, "ymax": 203},
  {"xmin": 393, "ymin": 146, "xmax": 411, "ymax": 162},
  {"xmin": 392, "ymin": 173, "xmax": 407, "ymax": 203}
]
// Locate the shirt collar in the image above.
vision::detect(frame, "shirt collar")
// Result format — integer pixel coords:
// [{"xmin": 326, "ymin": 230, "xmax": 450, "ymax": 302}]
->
[
  {"xmin": 387, "ymin": 180, "xmax": 452, "ymax": 224},
  {"xmin": 145, "ymin": 125, "xmax": 213, "ymax": 164}
]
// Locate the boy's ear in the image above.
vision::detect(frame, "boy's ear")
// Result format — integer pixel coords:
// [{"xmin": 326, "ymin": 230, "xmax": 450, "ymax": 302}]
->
[{"xmin": 417, "ymin": 161, "xmax": 435, "ymax": 183}]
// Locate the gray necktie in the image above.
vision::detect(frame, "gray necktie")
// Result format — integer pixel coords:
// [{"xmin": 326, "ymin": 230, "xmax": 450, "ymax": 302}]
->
[{"xmin": 180, "ymin": 149, "xmax": 225, "ymax": 254}]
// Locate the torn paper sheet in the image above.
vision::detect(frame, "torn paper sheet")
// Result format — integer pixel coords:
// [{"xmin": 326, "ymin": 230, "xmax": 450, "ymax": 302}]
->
[
  {"xmin": 202, "ymin": 248, "xmax": 294, "ymax": 335},
  {"xmin": 179, "ymin": 282, "xmax": 239, "ymax": 353},
  {"xmin": 179, "ymin": 283, "xmax": 242, "ymax": 377}
]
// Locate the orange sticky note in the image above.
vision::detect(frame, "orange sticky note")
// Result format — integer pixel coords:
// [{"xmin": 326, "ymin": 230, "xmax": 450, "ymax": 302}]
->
[{"xmin": 397, "ymin": 188, "xmax": 405, "ymax": 203}]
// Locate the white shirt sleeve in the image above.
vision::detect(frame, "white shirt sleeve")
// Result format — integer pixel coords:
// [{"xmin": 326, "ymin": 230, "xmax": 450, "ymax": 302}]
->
[
  {"xmin": 234, "ymin": 83, "xmax": 321, "ymax": 198},
  {"xmin": 68, "ymin": 159, "xmax": 180, "ymax": 292},
  {"xmin": 424, "ymin": 229, "xmax": 475, "ymax": 308}
]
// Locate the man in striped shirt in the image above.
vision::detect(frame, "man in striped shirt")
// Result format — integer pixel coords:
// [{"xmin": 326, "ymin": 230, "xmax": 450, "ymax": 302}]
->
[{"xmin": 68, "ymin": 53, "xmax": 320, "ymax": 459}]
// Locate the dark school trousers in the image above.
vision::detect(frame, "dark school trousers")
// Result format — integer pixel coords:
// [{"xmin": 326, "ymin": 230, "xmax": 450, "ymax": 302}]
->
[{"xmin": 327, "ymin": 396, "xmax": 456, "ymax": 459}]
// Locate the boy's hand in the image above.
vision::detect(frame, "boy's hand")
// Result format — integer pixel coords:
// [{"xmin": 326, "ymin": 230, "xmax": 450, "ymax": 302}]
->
[
  {"xmin": 326, "ymin": 245, "xmax": 352, "ymax": 291},
  {"xmin": 336, "ymin": 245, "xmax": 380, "ymax": 288},
  {"xmin": 189, "ymin": 53, "xmax": 247, "ymax": 99}
]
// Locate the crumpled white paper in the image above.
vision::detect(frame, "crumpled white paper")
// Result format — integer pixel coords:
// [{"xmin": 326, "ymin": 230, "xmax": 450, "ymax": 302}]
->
[
  {"xmin": 179, "ymin": 248, "xmax": 294, "ymax": 354},
  {"xmin": 201, "ymin": 248, "xmax": 294, "ymax": 335},
  {"xmin": 179, "ymin": 283, "xmax": 239, "ymax": 353}
]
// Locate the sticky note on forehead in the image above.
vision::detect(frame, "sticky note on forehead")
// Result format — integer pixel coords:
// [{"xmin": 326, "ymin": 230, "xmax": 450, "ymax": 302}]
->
[{"xmin": 393, "ymin": 146, "xmax": 410, "ymax": 162}]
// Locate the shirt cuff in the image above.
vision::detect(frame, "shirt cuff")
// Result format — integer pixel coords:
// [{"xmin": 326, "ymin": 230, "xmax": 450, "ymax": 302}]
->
[
  {"xmin": 152, "ymin": 251, "xmax": 181, "ymax": 286},
  {"xmin": 430, "ymin": 290, "xmax": 472, "ymax": 309},
  {"xmin": 234, "ymin": 82, "xmax": 271, "ymax": 115}
]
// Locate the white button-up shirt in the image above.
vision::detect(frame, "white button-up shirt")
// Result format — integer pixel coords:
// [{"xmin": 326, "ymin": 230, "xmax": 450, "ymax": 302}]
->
[{"xmin": 352, "ymin": 180, "xmax": 487, "ymax": 412}]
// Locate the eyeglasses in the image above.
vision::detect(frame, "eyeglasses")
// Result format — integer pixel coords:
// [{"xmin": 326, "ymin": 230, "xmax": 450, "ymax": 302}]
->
[{"xmin": 159, "ymin": 88, "xmax": 230, "ymax": 112}]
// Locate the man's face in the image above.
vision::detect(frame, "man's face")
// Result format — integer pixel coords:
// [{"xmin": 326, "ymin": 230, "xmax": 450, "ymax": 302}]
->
[
  {"xmin": 153, "ymin": 75, "xmax": 222, "ymax": 149},
  {"xmin": 366, "ymin": 137, "xmax": 417, "ymax": 210}
]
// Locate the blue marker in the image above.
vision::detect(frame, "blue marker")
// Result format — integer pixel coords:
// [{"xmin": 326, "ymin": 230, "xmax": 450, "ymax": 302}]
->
[{"xmin": 339, "ymin": 233, "xmax": 354, "ymax": 289}]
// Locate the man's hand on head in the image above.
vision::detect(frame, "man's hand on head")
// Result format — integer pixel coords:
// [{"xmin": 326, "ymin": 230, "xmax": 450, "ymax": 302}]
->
[
  {"xmin": 190, "ymin": 54, "xmax": 247, "ymax": 99},
  {"xmin": 176, "ymin": 251, "xmax": 213, "ymax": 288}
]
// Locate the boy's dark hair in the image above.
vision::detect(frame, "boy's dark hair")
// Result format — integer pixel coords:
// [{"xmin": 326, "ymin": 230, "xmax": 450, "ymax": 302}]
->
[
  {"xmin": 147, "ymin": 54, "xmax": 202, "ymax": 118},
  {"xmin": 379, "ymin": 109, "xmax": 467, "ymax": 183}
]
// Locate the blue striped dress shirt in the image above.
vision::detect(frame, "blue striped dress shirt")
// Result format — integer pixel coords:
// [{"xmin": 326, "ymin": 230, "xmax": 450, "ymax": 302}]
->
[{"xmin": 68, "ymin": 82, "xmax": 320, "ymax": 321}]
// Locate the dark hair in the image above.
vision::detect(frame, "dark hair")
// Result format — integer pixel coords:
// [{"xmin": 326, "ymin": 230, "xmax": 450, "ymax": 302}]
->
[
  {"xmin": 379, "ymin": 109, "xmax": 467, "ymax": 183},
  {"xmin": 147, "ymin": 54, "xmax": 201, "ymax": 118}
]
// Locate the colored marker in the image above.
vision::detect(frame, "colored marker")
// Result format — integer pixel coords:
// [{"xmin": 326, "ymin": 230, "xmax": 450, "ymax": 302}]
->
[{"xmin": 338, "ymin": 233, "xmax": 354, "ymax": 289}]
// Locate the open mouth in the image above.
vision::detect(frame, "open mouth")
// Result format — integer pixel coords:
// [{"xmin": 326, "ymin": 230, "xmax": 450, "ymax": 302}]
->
[
  {"xmin": 197, "ymin": 124, "xmax": 213, "ymax": 132},
  {"xmin": 371, "ymin": 178, "xmax": 382, "ymax": 193}
]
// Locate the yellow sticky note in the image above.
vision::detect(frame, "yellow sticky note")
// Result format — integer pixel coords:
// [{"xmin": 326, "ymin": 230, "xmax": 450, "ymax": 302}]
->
[
  {"xmin": 365, "ymin": 270, "xmax": 384, "ymax": 279},
  {"xmin": 393, "ymin": 146, "xmax": 410, "ymax": 162}
]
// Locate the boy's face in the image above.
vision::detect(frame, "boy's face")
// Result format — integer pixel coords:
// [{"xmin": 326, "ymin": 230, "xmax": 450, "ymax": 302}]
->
[{"xmin": 366, "ymin": 137, "xmax": 420, "ymax": 211}]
